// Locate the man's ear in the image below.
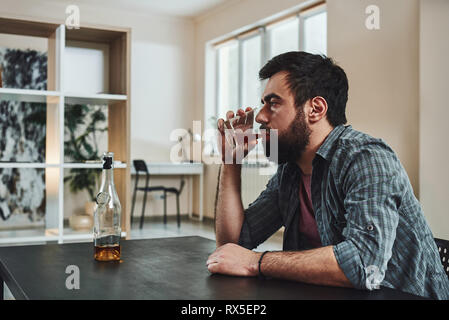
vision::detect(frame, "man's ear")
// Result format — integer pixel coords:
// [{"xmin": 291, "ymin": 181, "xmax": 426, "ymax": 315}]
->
[{"xmin": 308, "ymin": 96, "xmax": 328, "ymax": 123}]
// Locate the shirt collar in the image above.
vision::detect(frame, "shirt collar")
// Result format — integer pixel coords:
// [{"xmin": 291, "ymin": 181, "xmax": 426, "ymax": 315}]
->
[{"xmin": 315, "ymin": 124, "xmax": 349, "ymax": 162}]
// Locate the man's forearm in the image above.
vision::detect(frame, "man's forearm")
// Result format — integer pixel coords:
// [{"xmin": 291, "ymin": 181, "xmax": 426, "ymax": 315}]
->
[
  {"xmin": 260, "ymin": 246, "xmax": 353, "ymax": 288},
  {"xmin": 215, "ymin": 164, "xmax": 245, "ymax": 246}
]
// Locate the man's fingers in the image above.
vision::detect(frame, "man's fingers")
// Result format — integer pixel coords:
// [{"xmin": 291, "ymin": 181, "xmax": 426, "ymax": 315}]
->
[
  {"xmin": 247, "ymin": 107, "xmax": 254, "ymax": 124},
  {"xmin": 217, "ymin": 118, "xmax": 225, "ymax": 134},
  {"xmin": 207, "ymin": 262, "xmax": 220, "ymax": 274},
  {"xmin": 206, "ymin": 251, "xmax": 221, "ymax": 274},
  {"xmin": 206, "ymin": 252, "xmax": 218, "ymax": 265},
  {"xmin": 226, "ymin": 111, "xmax": 238, "ymax": 129},
  {"xmin": 207, "ymin": 248, "xmax": 220, "ymax": 262},
  {"xmin": 218, "ymin": 108, "xmax": 259, "ymax": 164}
]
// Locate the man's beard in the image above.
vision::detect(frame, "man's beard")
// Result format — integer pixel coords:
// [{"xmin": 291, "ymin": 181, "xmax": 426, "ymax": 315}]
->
[{"xmin": 263, "ymin": 108, "xmax": 311, "ymax": 164}]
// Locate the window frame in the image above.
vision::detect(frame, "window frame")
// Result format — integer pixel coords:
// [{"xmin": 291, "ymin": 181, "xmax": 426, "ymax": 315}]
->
[
  {"xmin": 299, "ymin": 4, "xmax": 327, "ymax": 53},
  {"xmin": 265, "ymin": 14, "xmax": 300, "ymax": 60},
  {"xmin": 214, "ymin": 38, "xmax": 239, "ymax": 120}
]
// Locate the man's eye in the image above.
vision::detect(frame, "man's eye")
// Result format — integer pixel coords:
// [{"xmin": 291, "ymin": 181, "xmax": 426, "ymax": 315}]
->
[{"xmin": 269, "ymin": 101, "xmax": 278, "ymax": 109}]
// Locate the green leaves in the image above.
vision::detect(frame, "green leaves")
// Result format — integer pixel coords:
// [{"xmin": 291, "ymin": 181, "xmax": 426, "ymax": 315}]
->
[
  {"xmin": 64, "ymin": 104, "xmax": 108, "ymax": 201},
  {"xmin": 64, "ymin": 168, "xmax": 101, "ymax": 201}
]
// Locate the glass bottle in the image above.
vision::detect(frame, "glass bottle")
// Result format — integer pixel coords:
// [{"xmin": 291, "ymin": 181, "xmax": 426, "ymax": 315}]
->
[{"xmin": 94, "ymin": 152, "xmax": 122, "ymax": 261}]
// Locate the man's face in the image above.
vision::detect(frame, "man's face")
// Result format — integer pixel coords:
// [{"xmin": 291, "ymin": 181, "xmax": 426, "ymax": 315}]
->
[{"xmin": 256, "ymin": 71, "xmax": 311, "ymax": 164}]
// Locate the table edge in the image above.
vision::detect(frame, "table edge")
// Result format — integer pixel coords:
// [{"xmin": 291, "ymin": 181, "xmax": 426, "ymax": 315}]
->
[{"xmin": 0, "ymin": 256, "xmax": 29, "ymax": 300}]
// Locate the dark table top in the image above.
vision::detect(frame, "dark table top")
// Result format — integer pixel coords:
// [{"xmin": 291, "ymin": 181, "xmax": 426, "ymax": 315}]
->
[{"xmin": 0, "ymin": 236, "xmax": 425, "ymax": 300}]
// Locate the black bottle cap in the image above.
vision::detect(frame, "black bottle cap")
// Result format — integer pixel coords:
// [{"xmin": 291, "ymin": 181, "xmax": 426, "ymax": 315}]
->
[{"xmin": 103, "ymin": 156, "xmax": 113, "ymax": 169}]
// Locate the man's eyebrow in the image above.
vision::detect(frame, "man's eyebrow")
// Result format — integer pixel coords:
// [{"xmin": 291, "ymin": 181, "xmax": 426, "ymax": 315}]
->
[{"xmin": 261, "ymin": 93, "xmax": 282, "ymax": 104}]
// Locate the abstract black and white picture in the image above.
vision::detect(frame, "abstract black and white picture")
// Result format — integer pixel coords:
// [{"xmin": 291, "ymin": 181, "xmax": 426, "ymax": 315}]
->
[{"xmin": 0, "ymin": 48, "xmax": 47, "ymax": 229}]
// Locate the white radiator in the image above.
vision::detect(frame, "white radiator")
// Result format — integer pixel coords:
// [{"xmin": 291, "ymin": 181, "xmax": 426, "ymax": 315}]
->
[{"xmin": 241, "ymin": 162, "xmax": 277, "ymax": 208}]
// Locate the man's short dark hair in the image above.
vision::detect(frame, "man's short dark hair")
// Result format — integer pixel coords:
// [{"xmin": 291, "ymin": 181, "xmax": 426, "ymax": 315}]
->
[{"xmin": 259, "ymin": 51, "xmax": 348, "ymax": 127}]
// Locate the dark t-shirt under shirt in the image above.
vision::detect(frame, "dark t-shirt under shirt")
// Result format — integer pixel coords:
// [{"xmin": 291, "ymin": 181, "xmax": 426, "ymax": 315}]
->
[{"xmin": 298, "ymin": 172, "xmax": 322, "ymax": 248}]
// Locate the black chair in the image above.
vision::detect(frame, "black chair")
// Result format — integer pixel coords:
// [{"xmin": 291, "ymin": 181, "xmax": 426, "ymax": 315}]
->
[
  {"xmin": 163, "ymin": 178, "xmax": 185, "ymax": 228},
  {"xmin": 131, "ymin": 160, "xmax": 185, "ymax": 229},
  {"xmin": 131, "ymin": 160, "xmax": 167, "ymax": 229},
  {"xmin": 434, "ymin": 238, "xmax": 449, "ymax": 278}
]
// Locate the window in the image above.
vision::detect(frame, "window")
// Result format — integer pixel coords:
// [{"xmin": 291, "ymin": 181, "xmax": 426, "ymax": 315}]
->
[
  {"xmin": 216, "ymin": 31, "xmax": 263, "ymax": 120},
  {"xmin": 267, "ymin": 17, "xmax": 300, "ymax": 59},
  {"xmin": 241, "ymin": 33, "xmax": 262, "ymax": 108},
  {"xmin": 208, "ymin": 3, "xmax": 326, "ymax": 159},
  {"xmin": 301, "ymin": 8, "xmax": 327, "ymax": 54},
  {"xmin": 216, "ymin": 40, "xmax": 239, "ymax": 119}
]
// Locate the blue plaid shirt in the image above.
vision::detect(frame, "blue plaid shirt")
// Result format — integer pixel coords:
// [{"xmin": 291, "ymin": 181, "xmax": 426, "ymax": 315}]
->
[{"xmin": 238, "ymin": 125, "xmax": 449, "ymax": 300}]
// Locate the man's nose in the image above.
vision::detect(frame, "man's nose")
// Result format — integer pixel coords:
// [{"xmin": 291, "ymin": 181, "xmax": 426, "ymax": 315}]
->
[{"xmin": 255, "ymin": 105, "xmax": 269, "ymax": 124}]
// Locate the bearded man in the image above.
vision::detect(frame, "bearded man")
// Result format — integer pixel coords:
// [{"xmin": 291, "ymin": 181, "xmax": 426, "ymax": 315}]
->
[{"xmin": 207, "ymin": 51, "xmax": 449, "ymax": 300}]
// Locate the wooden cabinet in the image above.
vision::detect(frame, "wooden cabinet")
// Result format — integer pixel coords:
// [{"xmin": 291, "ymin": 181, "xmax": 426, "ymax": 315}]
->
[{"xmin": 0, "ymin": 17, "xmax": 131, "ymax": 244}]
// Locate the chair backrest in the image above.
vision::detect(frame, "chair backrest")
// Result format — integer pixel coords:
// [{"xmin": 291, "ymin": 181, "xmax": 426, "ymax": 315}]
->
[
  {"xmin": 133, "ymin": 160, "xmax": 150, "ymax": 189},
  {"xmin": 435, "ymin": 238, "xmax": 449, "ymax": 278},
  {"xmin": 133, "ymin": 160, "xmax": 148, "ymax": 173}
]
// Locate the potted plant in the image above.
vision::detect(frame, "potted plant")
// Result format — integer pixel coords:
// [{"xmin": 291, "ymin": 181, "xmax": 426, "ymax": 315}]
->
[{"xmin": 64, "ymin": 104, "xmax": 108, "ymax": 230}]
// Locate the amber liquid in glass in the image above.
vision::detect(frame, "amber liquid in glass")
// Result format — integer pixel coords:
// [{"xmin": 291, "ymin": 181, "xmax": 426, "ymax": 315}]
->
[{"xmin": 94, "ymin": 244, "xmax": 121, "ymax": 261}]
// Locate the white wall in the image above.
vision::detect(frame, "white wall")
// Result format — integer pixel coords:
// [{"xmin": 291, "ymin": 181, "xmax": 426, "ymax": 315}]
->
[
  {"xmin": 327, "ymin": 0, "xmax": 420, "ymax": 198},
  {"xmin": 64, "ymin": 40, "xmax": 110, "ymax": 94},
  {"xmin": 0, "ymin": 0, "xmax": 195, "ymax": 218},
  {"xmin": 419, "ymin": 0, "xmax": 449, "ymax": 240}
]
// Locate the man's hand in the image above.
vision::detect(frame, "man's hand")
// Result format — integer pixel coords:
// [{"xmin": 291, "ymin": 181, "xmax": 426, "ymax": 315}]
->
[
  {"xmin": 206, "ymin": 243, "xmax": 262, "ymax": 277},
  {"xmin": 206, "ymin": 245, "xmax": 353, "ymax": 288},
  {"xmin": 217, "ymin": 108, "xmax": 258, "ymax": 164}
]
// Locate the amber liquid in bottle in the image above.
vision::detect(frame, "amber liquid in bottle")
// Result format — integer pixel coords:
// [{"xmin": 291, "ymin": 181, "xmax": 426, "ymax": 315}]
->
[
  {"xmin": 94, "ymin": 235, "xmax": 121, "ymax": 261},
  {"xmin": 94, "ymin": 245, "xmax": 121, "ymax": 261}
]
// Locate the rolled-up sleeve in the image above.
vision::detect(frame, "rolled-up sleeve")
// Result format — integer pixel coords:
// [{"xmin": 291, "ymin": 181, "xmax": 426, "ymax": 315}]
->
[
  {"xmin": 334, "ymin": 143, "xmax": 402, "ymax": 290},
  {"xmin": 238, "ymin": 166, "xmax": 283, "ymax": 250}
]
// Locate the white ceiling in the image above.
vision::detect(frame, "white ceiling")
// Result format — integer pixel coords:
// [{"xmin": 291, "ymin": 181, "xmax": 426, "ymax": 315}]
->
[{"xmin": 77, "ymin": 0, "xmax": 232, "ymax": 18}]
